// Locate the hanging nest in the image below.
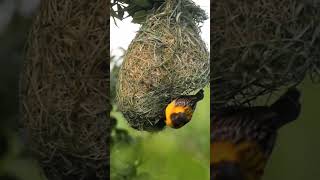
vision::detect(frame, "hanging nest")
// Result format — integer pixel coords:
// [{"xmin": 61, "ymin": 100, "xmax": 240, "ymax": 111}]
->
[
  {"xmin": 117, "ymin": 0, "xmax": 209, "ymax": 131},
  {"xmin": 20, "ymin": 0, "xmax": 109, "ymax": 179},
  {"xmin": 212, "ymin": 0, "xmax": 320, "ymax": 110}
]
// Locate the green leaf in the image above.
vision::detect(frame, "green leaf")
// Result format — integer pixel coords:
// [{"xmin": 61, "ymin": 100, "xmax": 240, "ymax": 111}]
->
[
  {"xmin": 117, "ymin": 4, "xmax": 125, "ymax": 20},
  {"xmin": 125, "ymin": 4, "xmax": 141, "ymax": 16},
  {"xmin": 132, "ymin": 10, "xmax": 147, "ymax": 24},
  {"xmin": 133, "ymin": 0, "xmax": 152, "ymax": 8}
]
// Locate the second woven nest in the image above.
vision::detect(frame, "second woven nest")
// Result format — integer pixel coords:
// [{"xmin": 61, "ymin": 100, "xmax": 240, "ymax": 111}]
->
[{"xmin": 117, "ymin": 0, "xmax": 209, "ymax": 131}]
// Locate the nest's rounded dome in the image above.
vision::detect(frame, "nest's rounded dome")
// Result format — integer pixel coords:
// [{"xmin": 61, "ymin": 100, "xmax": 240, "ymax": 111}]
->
[
  {"xmin": 117, "ymin": 0, "xmax": 209, "ymax": 131},
  {"xmin": 212, "ymin": 0, "xmax": 320, "ymax": 110}
]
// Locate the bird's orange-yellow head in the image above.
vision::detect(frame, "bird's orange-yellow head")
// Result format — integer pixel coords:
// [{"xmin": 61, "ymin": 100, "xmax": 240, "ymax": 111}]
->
[
  {"xmin": 165, "ymin": 100, "xmax": 193, "ymax": 129},
  {"xmin": 164, "ymin": 89, "xmax": 204, "ymax": 129}
]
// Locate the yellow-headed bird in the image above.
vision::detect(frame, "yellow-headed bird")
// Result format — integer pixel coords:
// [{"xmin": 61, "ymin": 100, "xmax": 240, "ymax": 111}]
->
[
  {"xmin": 211, "ymin": 88, "xmax": 301, "ymax": 180},
  {"xmin": 165, "ymin": 89, "xmax": 204, "ymax": 129}
]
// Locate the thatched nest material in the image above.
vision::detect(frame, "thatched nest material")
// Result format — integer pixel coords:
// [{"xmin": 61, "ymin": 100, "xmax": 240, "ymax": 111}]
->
[
  {"xmin": 212, "ymin": 0, "xmax": 320, "ymax": 110},
  {"xmin": 117, "ymin": 0, "xmax": 209, "ymax": 131},
  {"xmin": 20, "ymin": 0, "xmax": 109, "ymax": 179}
]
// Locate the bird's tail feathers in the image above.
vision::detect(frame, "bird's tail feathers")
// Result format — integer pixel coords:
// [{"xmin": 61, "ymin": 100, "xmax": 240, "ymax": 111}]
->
[
  {"xmin": 270, "ymin": 87, "xmax": 301, "ymax": 128},
  {"xmin": 194, "ymin": 89, "xmax": 204, "ymax": 101}
]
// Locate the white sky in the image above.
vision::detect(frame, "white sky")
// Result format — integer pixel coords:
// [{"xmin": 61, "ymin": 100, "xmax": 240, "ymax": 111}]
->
[{"xmin": 110, "ymin": 0, "xmax": 210, "ymax": 60}]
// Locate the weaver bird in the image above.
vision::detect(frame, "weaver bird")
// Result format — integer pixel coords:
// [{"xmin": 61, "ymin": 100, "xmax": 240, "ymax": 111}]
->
[
  {"xmin": 165, "ymin": 89, "xmax": 204, "ymax": 129},
  {"xmin": 211, "ymin": 88, "xmax": 301, "ymax": 180}
]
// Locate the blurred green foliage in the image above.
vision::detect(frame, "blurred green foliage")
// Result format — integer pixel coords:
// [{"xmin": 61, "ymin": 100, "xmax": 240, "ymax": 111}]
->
[
  {"xmin": 110, "ymin": 55, "xmax": 121, "ymax": 103},
  {"xmin": 111, "ymin": 87, "xmax": 210, "ymax": 180},
  {"xmin": 263, "ymin": 78, "xmax": 320, "ymax": 179}
]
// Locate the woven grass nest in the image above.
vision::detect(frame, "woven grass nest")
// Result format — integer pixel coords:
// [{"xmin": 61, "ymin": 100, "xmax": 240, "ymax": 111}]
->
[
  {"xmin": 20, "ymin": 0, "xmax": 109, "ymax": 179},
  {"xmin": 212, "ymin": 0, "xmax": 320, "ymax": 110},
  {"xmin": 117, "ymin": 0, "xmax": 209, "ymax": 131}
]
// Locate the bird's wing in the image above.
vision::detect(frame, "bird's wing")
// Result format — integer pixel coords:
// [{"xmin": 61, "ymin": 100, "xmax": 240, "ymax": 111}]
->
[{"xmin": 212, "ymin": 106, "xmax": 279, "ymax": 157}]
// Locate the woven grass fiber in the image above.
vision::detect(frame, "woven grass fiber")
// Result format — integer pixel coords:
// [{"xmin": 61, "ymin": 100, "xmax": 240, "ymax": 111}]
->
[
  {"xmin": 117, "ymin": 0, "xmax": 210, "ymax": 131},
  {"xmin": 212, "ymin": 0, "xmax": 320, "ymax": 110},
  {"xmin": 20, "ymin": 0, "xmax": 109, "ymax": 179}
]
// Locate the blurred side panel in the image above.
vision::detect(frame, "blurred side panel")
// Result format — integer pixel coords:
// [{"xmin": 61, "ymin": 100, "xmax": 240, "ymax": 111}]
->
[{"xmin": 20, "ymin": 0, "xmax": 110, "ymax": 179}]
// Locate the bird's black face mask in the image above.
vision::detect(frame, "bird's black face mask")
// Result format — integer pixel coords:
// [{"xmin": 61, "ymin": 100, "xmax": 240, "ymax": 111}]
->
[{"xmin": 170, "ymin": 112, "xmax": 189, "ymax": 129}]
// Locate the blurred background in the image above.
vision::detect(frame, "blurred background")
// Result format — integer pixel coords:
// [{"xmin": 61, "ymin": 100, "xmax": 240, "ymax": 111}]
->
[
  {"xmin": 0, "ymin": 0, "xmax": 44, "ymax": 180},
  {"xmin": 263, "ymin": 78, "xmax": 320, "ymax": 179}
]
